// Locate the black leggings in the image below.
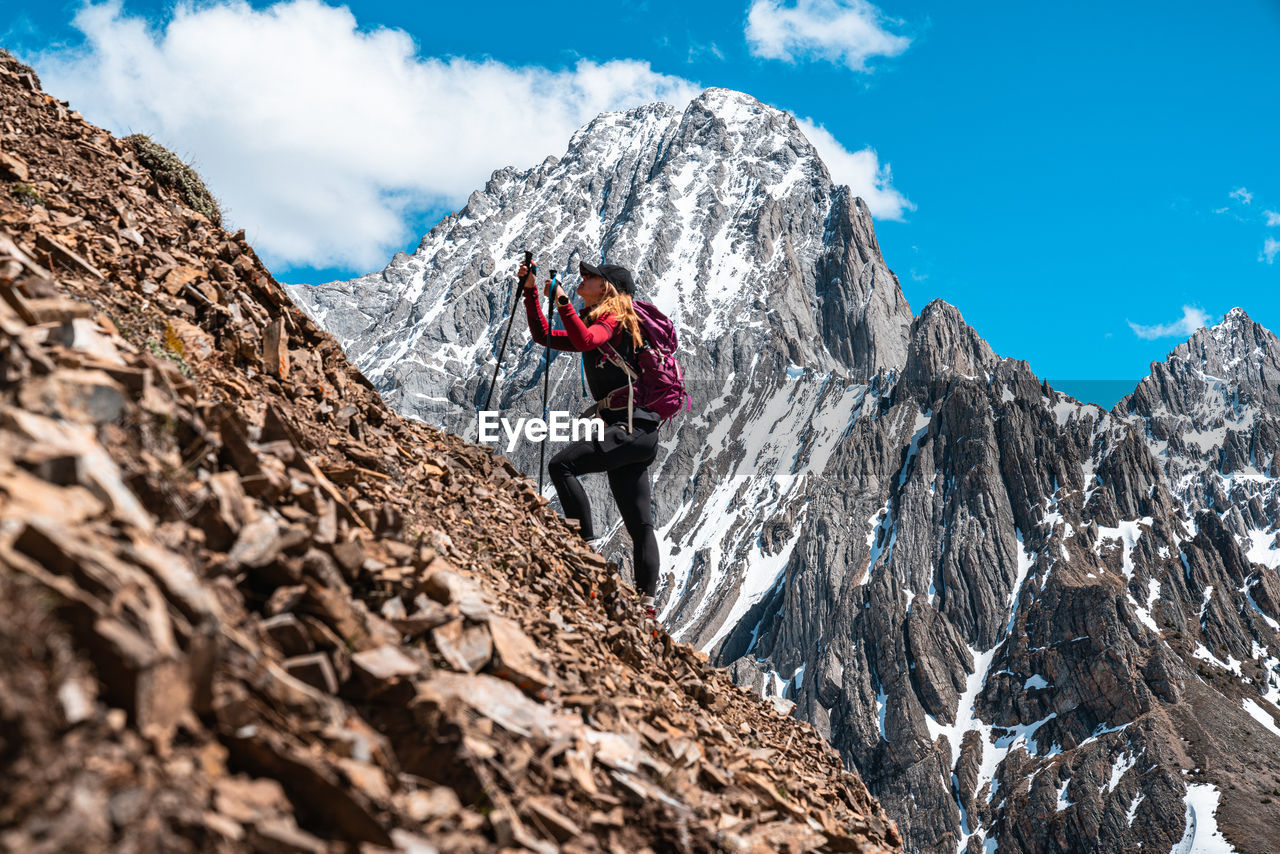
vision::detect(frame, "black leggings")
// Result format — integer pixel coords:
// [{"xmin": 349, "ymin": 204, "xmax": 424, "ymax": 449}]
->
[{"xmin": 548, "ymin": 419, "xmax": 660, "ymax": 596}]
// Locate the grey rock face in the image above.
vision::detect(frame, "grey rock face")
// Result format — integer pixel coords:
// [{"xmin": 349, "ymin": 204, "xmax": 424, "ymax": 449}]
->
[
  {"xmin": 287, "ymin": 89, "xmax": 1280, "ymax": 853},
  {"xmin": 740, "ymin": 303, "xmax": 1280, "ymax": 853},
  {"xmin": 1119, "ymin": 306, "xmax": 1280, "ymax": 562}
]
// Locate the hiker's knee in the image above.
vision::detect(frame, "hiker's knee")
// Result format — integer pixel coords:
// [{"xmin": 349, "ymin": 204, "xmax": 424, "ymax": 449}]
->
[{"xmin": 548, "ymin": 453, "xmax": 575, "ymax": 480}]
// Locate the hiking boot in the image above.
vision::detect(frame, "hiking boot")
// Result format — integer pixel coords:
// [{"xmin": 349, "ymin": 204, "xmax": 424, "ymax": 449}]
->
[
  {"xmin": 641, "ymin": 596, "xmax": 658, "ymax": 622},
  {"xmin": 643, "ymin": 611, "xmax": 660, "ymax": 640}
]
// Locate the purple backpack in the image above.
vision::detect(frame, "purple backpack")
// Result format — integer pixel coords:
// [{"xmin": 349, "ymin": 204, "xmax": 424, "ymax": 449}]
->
[{"xmin": 597, "ymin": 300, "xmax": 691, "ymax": 425}]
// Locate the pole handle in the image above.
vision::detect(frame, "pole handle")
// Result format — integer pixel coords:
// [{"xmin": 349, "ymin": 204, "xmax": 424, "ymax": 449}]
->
[{"xmin": 520, "ymin": 249, "xmax": 537, "ymax": 286}]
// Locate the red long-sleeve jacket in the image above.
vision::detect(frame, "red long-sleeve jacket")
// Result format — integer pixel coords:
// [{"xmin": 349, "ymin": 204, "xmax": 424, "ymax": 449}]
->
[
  {"xmin": 523, "ymin": 288, "xmax": 617, "ymax": 351},
  {"xmin": 524, "ymin": 289, "xmax": 648, "ymax": 410}
]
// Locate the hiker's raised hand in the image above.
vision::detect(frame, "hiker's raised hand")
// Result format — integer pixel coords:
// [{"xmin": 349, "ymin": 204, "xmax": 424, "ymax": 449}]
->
[
  {"xmin": 519, "ymin": 263, "xmax": 536, "ymax": 291},
  {"xmin": 544, "ymin": 280, "xmax": 567, "ymax": 301}
]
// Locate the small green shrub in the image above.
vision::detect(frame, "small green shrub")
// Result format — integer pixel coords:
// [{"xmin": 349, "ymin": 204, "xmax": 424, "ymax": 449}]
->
[
  {"xmin": 145, "ymin": 335, "xmax": 192, "ymax": 378},
  {"xmin": 125, "ymin": 133, "xmax": 223, "ymax": 225},
  {"xmin": 11, "ymin": 182, "xmax": 43, "ymax": 206}
]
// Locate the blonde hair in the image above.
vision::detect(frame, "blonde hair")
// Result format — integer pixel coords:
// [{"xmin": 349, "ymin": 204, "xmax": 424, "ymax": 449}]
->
[{"xmin": 586, "ymin": 282, "xmax": 643, "ymax": 349}]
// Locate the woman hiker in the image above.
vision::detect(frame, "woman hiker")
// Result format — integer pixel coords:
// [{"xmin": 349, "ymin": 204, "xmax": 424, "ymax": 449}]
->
[{"xmin": 519, "ymin": 259, "xmax": 661, "ymax": 620}]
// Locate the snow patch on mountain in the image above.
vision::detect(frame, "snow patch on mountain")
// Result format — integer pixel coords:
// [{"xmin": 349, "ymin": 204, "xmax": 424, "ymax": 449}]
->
[{"xmin": 1171, "ymin": 784, "xmax": 1234, "ymax": 854}]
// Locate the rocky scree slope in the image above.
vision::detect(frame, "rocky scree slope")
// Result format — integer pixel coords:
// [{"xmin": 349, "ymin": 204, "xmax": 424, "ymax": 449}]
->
[
  {"xmin": 290, "ymin": 90, "xmax": 1280, "ymax": 852},
  {"xmin": 287, "ymin": 87, "xmax": 914, "ymax": 650},
  {"xmin": 0, "ymin": 51, "xmax": 901, "ymax": 853}
]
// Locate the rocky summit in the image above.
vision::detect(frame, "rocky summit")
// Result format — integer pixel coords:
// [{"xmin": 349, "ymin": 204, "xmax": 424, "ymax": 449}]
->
[
  {"xmin": 293, "ymin": 85, "xmax": 1280, "ymax": 852},
  {"xmin": 0, "ymin": 51, "xmax": 903, "ymax": 853}
]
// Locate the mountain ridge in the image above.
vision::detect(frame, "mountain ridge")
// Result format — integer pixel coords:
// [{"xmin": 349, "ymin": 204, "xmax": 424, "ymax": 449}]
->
[{"xmin": 288, "ymin": 86, "xmax": 1280, "ymax": 853}]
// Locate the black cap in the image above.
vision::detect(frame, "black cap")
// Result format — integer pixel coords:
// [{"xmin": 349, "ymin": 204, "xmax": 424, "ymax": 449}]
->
[{"xmin": 579, "ymin": 261, "xmax": 635, "ymax": 296}]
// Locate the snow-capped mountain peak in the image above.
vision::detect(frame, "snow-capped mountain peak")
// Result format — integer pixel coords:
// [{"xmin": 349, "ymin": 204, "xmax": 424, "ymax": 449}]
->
[
  {"xmin": 1125, "ymin": 305, "xmax": 1280, "ymax": 422},
  {"xmin": 286, "ymin": 86, "xmax": 911, "ymax": 415}
]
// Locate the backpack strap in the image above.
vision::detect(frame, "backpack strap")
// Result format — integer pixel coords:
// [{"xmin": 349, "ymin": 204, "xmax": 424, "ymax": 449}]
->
[
  {"xmin": 593, "ymin": 384, "xmax": 658, "ymax": 433},
  {"xmin": 597, "ymin": 341, "xmax": 638, "ymax": 433},
  {"xmin": 597, "ymin": 340, "xmax": 639, "ymax": 379}
]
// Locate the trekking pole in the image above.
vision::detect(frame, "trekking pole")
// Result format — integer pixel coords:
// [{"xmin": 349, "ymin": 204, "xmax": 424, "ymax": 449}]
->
[
  {"xmin": 538, "ymin": 268, "xmax": 558, "ymax": 493},
  {"xmin": 482, "ymin": 250, "xmax": 534, "ymax": 414}
]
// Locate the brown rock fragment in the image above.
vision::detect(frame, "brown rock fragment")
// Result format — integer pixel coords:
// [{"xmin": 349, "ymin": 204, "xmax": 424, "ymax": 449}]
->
[
  {"xmin": 525, "ymin": 797, "xmax": 583, "ymax": 843},
  {"xmin": 0, "ymin": 149, "xmax": 29, "ymax": 181},
  {"xmin": 486, "ymin": 614, "xmax": 554, "ymax": 695},
  {"xmin": 17, "ymin": 368, "xmax": 126, "ymax": 424},
  {"xmin": 161, "ymin": 264, "xmax": 203, "ymax": 296},
  {"xmin": 351, "ymin": 644, "xmax": 420, "ymax": 680},
  {"xmin": 245, "ymin": 818, "xmax": 327, "ymax": 854},
  {"xmin": 35, "ymin": 233, "xmax": 103, "ymax": 281},
  {"xmin": 431, "ymin": 618, "xmax": 493, "ymax": 673},
  {"xmin": 213, "ymin": 776, "xmax": 291, "ymax": 823},
  {"xmin": 284, "ymin": 653, "xmax": 338, "ymax": 695},
  {"xmin": 331, "ymin": 538, "xmax": 365, "ymax": 578},
  {"xmin": 421, "ymin": 561, "xmax": 490, "ymax": 617},
  {"xmin": 390, "ymin": 596, "xmax": 451, "ymax": 639},
  {"xmin": 229, "ymin": 514, "xmax": 285, "ymax": 570},
  {"xmin": 261, "ymin": 613, "xmax": 313, "ymax": 657},
  {"xmin": 264, "ymin": 316, "xmax": 289, "ymax": 379},
  {"xmin": 404, "ymin": 786, "xmax": 461, "ymax": 822}
]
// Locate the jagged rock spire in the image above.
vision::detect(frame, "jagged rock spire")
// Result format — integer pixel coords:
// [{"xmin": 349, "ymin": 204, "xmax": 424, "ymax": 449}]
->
[
  {"xmin": 902, "ymin": 299, "xmax": 1000, "ymax": 391},
  {"xmin": 1123, "ymin": 305, "xmax": 1280, "ymax": 418}
]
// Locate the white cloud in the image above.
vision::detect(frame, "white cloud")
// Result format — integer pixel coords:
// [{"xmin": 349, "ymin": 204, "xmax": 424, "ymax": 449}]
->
[
  {"xmin": 26, "ymin": 0, "xmax": 701, "ymax": 272},
  {"xmin": 687, "ymin": 41, "xmax": 726, "ymax": 63},
  {"xmin": 795, "ymin": 118, "xmax": 913, "ymax": 219},
  {"xmin": 746, "ymin": 0, "xmax": 910, "ymax": 71},
  {"xmin": 1213, "ymin": 192, "xmax": 1277, "ymax": 262},
  {"xmin": 27, "ymin": 0, "xmax": 911, "ymax": 274},
  {"xmin": 1262, "ymin": 238, "xmax": 1280, "ymax": 265},
  {"xmin": 1127, "ymin": 305, "xmax": 1212, "ymax": 340}
]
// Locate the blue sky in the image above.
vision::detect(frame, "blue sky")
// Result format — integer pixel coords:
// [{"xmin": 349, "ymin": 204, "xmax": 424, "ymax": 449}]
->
[{"xmin": 8, "ymin": 0, "xmax": 1279, "ymax": 395}]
